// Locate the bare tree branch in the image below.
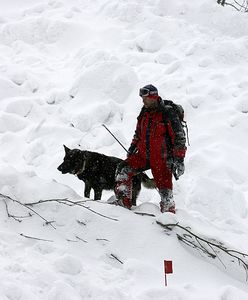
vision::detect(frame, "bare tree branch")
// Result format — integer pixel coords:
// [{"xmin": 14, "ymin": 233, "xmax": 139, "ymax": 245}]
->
[
  {"xmin": 26, "ymin": 198, "xmax": 119, "ymax": 222},
  {"xmin": 20, "ymin": 233, "xmax": 54, "ymax": 242},
  {"xmin": 1, "ymin": 193, "xmax": 119, "ymax": 223},
  {"xmin": 156, "ymin": 221, "xmax": 248, "ymax": 281},
  {"xmin": 96, "ymin": 238, "xmax": 110, "ymax": 242},
  {"xmin": 3, "ymin": 199, "xmax": 32, "ymax": 222},
  {"xmin": 0, "ymin": 193, "xmax": 56, "ymax": 229},
  {"xmin": 59, "ymin": 199, "xmax": 119, "ymax": 221},
  {"xmin": 217, "ymin": 0, "xmax": 248, "ymax": 12},
  {"xmin": 134, "ymin": 211, "xmax": 156, "ymax": 217},
  {"xmin": 66, "ymin": 238, "xmax": 79, "ymax": 243},
  {"xmin": 76, "ymin": 219, "xmax": 87, "ymax": 226},
  {"xmin": 75, "ymin": 236, "xmax": 88, "ymax": 243},
  {"xmin": 110, "ymin": 253, "xmax": 123, "ymax": 264}
]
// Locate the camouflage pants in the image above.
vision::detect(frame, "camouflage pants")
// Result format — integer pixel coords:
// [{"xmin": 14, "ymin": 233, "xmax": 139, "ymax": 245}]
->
[{"xmin": 115, "ymin": 163, "xmax": 175, "ymax": 212}]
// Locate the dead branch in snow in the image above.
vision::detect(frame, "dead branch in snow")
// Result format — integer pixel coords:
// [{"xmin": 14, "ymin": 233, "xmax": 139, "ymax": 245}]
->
[
  {"xmin": 76, "ymin": 219, "xmax": 87, "ymax": 226},
  {"xmin": 96, "ymin": 238, "xmax": 110, "ymax": 242},
  {"xmin": 20, "ymin": 233, "xmax": 54, "ymax": 242},
  {"xmin": 3, "ymin": 199, "xmax": 32, "ymax": 222},
  {"xmin": 26, "ymin": 197, "xmax": 119, "ymax": 222},
  {"xmin": 0, "ymin": 193, "xmax": 56, "ymax": 229},
  {"xmin": 75, "ymin": 236, "xmax": 88, "ymax": 243},
  {"xmin": 156, "ymin": 221, "xmax": 248, "ymax": 281},
  {"xmin": 110, "ymin": 253, "xmax": 123, "ymax": 264},
  {"xmin": 134, "ymin": 211, "xmax": 156, "ymax": 217},
  {"xmin": 66, "ymin": 238, "xmax": 79, "ymax": 243},
  {"xmin": 0, "ymin": 193, "xmax": 119, "ymax": 227},
  {"xmin": 217, "ymin": 0, "xmax": 248, "ymax": 12},
  {"xmin": 26, "ymin": 198, "xmax": 89, "ymax": 206}
]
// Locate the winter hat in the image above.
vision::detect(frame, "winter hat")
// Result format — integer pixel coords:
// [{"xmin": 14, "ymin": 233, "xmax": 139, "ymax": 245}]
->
[{"xmin": 139, "ymin": 84, "xmax": 159, "ymax": 99}]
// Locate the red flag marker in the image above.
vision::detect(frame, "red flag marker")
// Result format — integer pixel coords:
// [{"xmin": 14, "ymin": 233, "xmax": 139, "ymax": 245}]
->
[{"xmin": 164, "ymin": 260, "xmax": 173, "ymax": 286}]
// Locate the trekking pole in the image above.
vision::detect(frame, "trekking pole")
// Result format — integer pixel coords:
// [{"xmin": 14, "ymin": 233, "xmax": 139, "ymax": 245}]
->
[{"xmin": 102, "ymin": 124, "xmax": 128, "ymax": 153}]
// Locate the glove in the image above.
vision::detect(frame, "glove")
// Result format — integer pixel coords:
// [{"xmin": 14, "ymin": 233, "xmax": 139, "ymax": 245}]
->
[
  {"xmin": 127, "ymin": 143, "xmax": 138, "ymax": 158},
  {"xmin": 116, "ymin": 160, "xmax": 128, "ymax": 175},
  {"xmin": 172, "ymin": 157, "xmax": 185, "ymax": 180}
]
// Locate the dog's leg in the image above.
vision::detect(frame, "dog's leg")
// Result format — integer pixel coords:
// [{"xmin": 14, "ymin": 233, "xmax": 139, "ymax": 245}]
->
[
  {"xmin": 94, "ymin": 188, "xmax": 102, "ymax": 200},
  {"xmin": 84, "ymin": 180, "xmax": 91, "ymax": 198}
]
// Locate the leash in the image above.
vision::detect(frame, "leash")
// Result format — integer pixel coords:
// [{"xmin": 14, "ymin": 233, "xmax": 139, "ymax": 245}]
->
[
  {"xmin": 102, "ymin": 124, "xmax": 160, "ymax": 193},
  {"xmin": 102, "ymin": 124, "xmax": 129, "ymax": 153}
]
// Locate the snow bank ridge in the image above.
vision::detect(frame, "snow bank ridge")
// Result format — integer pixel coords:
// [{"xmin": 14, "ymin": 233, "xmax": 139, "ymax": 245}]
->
[{"xmin": 0, "ymin": 17, "xmax": 67, "ymax": 45}]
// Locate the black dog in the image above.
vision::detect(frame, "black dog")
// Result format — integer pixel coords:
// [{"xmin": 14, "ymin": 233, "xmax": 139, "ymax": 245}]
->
[{"xmin": 57, "ymin": 145, "xmax": 155, "ymax": 205}]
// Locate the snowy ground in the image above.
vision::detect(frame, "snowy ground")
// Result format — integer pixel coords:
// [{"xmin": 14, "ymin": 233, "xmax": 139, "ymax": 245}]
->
[{"xmin": 1, "ymin": 0, "xmax": 248, "ymax": 299}]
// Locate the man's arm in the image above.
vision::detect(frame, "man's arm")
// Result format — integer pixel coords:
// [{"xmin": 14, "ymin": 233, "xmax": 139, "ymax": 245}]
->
[{"xmin": 127, "ymin": 116, "xmax": 142, "ymax": 156}]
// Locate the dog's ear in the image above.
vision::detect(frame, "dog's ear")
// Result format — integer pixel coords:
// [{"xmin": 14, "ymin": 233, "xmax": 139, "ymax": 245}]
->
[{"xmin": 63, "ymin": 145, "xmax": 71, "ymax": 154}]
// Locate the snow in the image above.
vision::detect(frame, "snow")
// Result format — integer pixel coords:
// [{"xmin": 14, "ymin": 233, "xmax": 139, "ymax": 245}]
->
[{"xmin": 0, "ymin": 0, "xmax": 248, "ymax": 299}]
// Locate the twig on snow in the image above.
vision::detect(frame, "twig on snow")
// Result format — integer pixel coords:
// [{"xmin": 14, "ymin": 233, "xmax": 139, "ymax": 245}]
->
[
  {"xmin": 217, "ymin": 0, "xmax": 248, "ymax": 11},
  {"xmin": 26, "ymin": 197, "xmax": 119, "ymax": 222},
  {"xmin": 76, "ymin": 236, "xmax": 88, "ymax": 243},
  {"xmin": 110, "ymin": 253, "xmax": 123, "ymax": 264},
  {"xmin": 20, "ymin": 233, "xmax": 54, "ymax": 242},
  {"xmin": 3, "ymin": 199, "xmax": 32, "ymax": 222},
  {"xmin": 77, "ymin": 219, "xmax": 87, "ymax": 226},
  {"xmin": 96, "ymin": 238, "xmax": 110, "ymax": 242},
  {"xmin": 0, "ymin": 193, "xmax": 56, "ymax": 230}
]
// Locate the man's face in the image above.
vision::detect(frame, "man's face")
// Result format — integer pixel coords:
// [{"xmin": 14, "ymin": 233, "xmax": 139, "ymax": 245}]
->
[{"xmin": 142, "ymin": 96, "xmax": 158, "ymax": 108}]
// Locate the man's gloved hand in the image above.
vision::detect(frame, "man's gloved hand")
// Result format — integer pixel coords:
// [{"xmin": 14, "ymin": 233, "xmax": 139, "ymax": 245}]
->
[
  {"xmin": 172, "ymin": 157, "xmax": 185, "ymax": 180},
  {"xmin": 127, "ymin": 143, "xmax": 138, "ymax": 158},
  {"xmin": 116, "ymin": 160, "xmax": 128, "ymax": 175}
]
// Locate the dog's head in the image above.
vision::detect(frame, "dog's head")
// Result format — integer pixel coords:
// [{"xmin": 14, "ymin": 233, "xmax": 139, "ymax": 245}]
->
[{"xmin": 57, "ymin": 145, "xmax": 86, "ymax": 175}]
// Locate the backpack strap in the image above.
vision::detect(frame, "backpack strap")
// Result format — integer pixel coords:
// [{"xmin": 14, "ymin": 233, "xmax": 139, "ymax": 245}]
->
[{"xmin": 182, "ymin": 120, "xmax": 190, "ymax": 146}]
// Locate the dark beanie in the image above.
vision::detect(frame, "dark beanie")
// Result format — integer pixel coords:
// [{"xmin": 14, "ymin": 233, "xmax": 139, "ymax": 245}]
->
[{"xmin": 142, "ymin": 84, "xmax": 158, "ymax": 95}]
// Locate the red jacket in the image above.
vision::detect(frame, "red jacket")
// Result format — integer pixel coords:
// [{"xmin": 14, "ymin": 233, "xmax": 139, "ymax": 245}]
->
[{"xmin": 129, "ymin": 99, "xmax": 186, "ymax": 164}]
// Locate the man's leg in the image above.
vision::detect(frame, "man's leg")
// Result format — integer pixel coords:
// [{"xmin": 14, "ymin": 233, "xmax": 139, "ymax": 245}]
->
[
  {"xmin": 159, "ymin": 188, "xmax": 175, "ymax": 214},
  {"xmin": 114, "ymin": 163, "xmax": 135, "ymax": 209},
  {"xmin": 114, "ymin": 155, "xmax": 147, "ymax": 209},
  {"xmin": 150, "ymin": 161, "xmax": 175, "ymax": 213}
]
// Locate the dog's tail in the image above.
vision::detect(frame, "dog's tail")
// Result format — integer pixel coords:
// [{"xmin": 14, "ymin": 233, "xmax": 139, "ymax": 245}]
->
[{"xmin": 140, "ymin": 173, "xmax": 156, "ymax": 189}]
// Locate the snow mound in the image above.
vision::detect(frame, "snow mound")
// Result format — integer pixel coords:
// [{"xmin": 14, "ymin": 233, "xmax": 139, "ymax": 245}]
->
[
  {"xmin": 0, "ymin": 112, "xmax": 29, "ymax": 133},
  {"xmin": 0, "ymin": 17, "xmax": 67, "ymax": 45},
  {"xmin": 70, "ymin": 61, "xmax": 138, "ymax": 105},
  {"xmin": 133, "ymin": 202, "xmax": 160, "ymax": 216},
  {"xmin": 0, "ymin": 77, "xmax": 22, "ymax": 100},
  {"xmin": 0, "ymin": 165, "xmax": 78, "ymax": 203}
]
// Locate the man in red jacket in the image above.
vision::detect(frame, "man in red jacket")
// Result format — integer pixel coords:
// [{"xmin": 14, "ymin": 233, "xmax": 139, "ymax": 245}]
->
[{"xmin": 114, "ymin": 84, "xmax": 186, "ymax": 213}]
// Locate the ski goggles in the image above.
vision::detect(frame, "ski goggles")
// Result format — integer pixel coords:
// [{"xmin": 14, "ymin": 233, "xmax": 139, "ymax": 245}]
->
[{"xmin": 139, "ymin": 87, "xmax": 158, "ymax": 97}]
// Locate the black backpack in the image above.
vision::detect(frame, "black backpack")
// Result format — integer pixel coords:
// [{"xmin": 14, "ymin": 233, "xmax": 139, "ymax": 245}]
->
[
  {"xmin": 162, "ymin": 99, "xmax": 190, "ymax": 146},
  {"xmin": 137, "ymin": 99, "xmax": 189, "ymax": 146}
]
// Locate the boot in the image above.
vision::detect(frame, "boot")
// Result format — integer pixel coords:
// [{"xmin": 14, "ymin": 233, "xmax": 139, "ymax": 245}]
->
[
  {"xmin": 114, "ymin": 165, "xmax": 133, "ymax": 210},
  {"xmin": 159, "ymin": 189, "xmax": 175, "ymax": 214},
  {"xmin": 114, "ymin": 185, "xmax": 132, "ymax": 210},
  {"xmin": 107, "ymin": 195, "xmax": 131, "ymax": 209},
  {"xmin": 118, "ymin": 197, "xmax": 132, "ymax": 210}
]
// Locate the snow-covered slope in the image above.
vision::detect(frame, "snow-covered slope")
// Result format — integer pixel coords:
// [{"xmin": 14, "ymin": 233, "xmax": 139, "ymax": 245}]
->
[{"xmin": 0, "ymin": 0, "xmax": 248, "ymax": 299}]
